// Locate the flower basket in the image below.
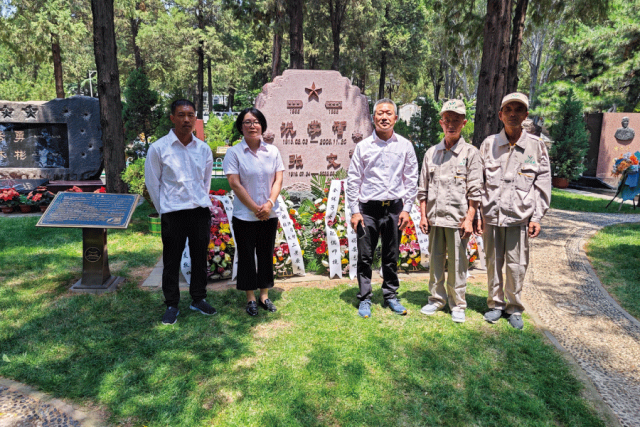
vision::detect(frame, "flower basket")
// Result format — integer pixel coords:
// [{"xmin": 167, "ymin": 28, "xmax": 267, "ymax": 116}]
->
[
  {"xmin": 208, "ymin": 190, "xmax": 234, "ymax": 280},
  {"xmin": 1, "ymin": 206, "xmax": 14, "ymax": 214},
  {"xmin": 399, "ymin": 221, "xmax": 425, "ymax": 272}
]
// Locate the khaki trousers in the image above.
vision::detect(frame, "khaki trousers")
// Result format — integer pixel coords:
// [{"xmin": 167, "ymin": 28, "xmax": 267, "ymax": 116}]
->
[
  {"xmin": 428, "ymin": 226, "xmax": 468, "ymax": 312},
  {"xmin": 483, "ymin": 224, "xmax": 529, "ymax": 315}
]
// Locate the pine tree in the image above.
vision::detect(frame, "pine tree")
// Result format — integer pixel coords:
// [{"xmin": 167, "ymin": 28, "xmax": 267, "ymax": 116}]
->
[
  {"xmin": 122, "ymin": 69, "xmax": 161, "ymax": 153},
  {"xmin": 409, "ymin": 96, "xmax": 442, "ymax": 173},
  {"xmin": 549, "ymin": 89, "xmax": 590, "ymax": 181}
]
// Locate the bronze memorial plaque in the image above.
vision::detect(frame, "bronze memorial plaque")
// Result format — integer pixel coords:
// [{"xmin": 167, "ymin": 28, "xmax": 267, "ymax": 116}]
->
[{"xmin": 36, "ymin": 192, "xmax": 140, "ymax": 229}]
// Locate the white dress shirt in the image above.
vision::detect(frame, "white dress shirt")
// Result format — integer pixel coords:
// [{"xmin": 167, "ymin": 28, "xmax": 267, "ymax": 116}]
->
[
  {"xmin": 223, "ymin": 138, "xmax": 285, "ymax": 221},
  {"xmin": 145, "ymin": 129, "xmax": 213, "ymax": 215},
  {"xmin": 347, "ymin": 131, "xmax": 419, "ymax": 214}
]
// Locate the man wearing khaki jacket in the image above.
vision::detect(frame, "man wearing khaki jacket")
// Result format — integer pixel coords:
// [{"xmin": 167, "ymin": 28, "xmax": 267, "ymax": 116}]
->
[
  {"xmin": 417, "ymin": 99, "xmax": 482, "ymax": 323},
  {"xmin": 477, "ymin": 92, "xmax": 551, "ymax": 329}
]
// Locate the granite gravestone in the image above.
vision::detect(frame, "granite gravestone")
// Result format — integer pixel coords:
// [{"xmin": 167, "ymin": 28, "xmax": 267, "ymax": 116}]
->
[
  {"xmin": 0, "ymin": 96, "xmax": 102, "ymax": 182},
  {"xmin": 596, "ymin": 112, "xmax": 640, "ymax": 186},
  {"xmin": 255, "ymin": 70, "xmax": 374, "ymax": 191}
]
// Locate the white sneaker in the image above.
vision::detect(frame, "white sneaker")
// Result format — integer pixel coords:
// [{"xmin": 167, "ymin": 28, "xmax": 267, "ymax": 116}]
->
[
  {"xmin": 451, "ymin": 311, "xmax": 466, "ymax": 323},
  {"xmin": 420, "ymin": 303, "xmax": 441, "ymax": 315}
]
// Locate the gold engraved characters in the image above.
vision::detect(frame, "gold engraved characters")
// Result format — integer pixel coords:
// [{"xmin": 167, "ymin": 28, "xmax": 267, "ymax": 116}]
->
[
  {"xmin": 14, "ymin": 130, "xmax": 25, "ymax": 143},
  {"xmin": 14, "ymin": 150, "xmax": 27, "ymax": 161}
]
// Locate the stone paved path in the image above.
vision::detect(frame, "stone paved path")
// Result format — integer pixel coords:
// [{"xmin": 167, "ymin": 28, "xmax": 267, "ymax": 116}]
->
[{"xmin": 527, "ymin": 209, "xmax": 640, "ymax": 427}]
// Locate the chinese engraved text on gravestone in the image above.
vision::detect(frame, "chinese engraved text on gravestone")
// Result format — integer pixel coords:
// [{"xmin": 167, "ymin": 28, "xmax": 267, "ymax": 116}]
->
[{"xmin": 255, "ymin": 70, "xmax": 374, "ymax": 188}]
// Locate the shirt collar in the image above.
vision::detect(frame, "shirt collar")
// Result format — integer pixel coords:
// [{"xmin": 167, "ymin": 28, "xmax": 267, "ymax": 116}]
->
[
  {"xmin": 240, "ymin": 138, "xmax": 267, "ymax": 152},
  {"xmin": 169, "ymin": 129, "xmax": 194, "ymax": 147},
  {"xmin": 373, "ymin": 130, "xmax": 398, "ymax": 144},
  {"xmin": 436, "ymin": 137, "xmax": 466, "ymax": 154},
  {"xmin": 498, "ymin": 128, "xmax": 527, "ymax": 149}
]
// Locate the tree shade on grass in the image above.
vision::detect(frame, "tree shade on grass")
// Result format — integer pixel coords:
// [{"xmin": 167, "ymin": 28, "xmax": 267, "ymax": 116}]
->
[
  {"xmin": 0, "ymin": 204, "xmax": 608, "ymax": 426},
  {"xmin": 587, "ymin": 223, "xmax": 640, "ymax": 320},
  {"xmin": 550, "ymin": 188, "xmax": 639, "ymax": 213}
]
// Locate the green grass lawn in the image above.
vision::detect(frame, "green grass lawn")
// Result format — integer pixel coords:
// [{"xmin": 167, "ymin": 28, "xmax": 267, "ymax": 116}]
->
[
  {"xmin": 0, "ymin": 204, "xmax": 609, "ymax": 426},
  {"xmin": 586, "ymin": 222, "xmax": 640, "ymax": 320},
  {"xmin": 550, "ymin": 188, "xmax": 639, "ymax": 213}
]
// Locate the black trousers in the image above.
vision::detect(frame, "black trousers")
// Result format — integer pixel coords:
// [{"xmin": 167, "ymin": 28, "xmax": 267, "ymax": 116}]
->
[
  {"xmin": 161, "ymin": 207, "xmax": 211, "ymax": 307},
  {"xmin": 232, "ymin": 217, "xmax": 278, "ymax": 291},
  {"xmin": 356, "ymin": 199, "xmax": 402, "ymax": 301}
]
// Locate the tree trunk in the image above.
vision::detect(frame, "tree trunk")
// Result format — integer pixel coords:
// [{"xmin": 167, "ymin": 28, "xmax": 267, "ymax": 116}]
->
[
  {"xmin": 51, "ymin": 36, "xmax": 64, "ymax": 99},
  {"xmin": 208, "ymin": 57, "xmax": 213, "ymax": 113},
  {"xmin": 472, "ymin": 0, "xmax": 512, "ymax": 148},
  {"xmin": 329, "ymin": 0, "xmax": 347, "ymax": 71},
  {"xmin": 130, "ymin": 17, "xmax": 144, "ymax": 70},
  {"xmin": 378, "ymin": 51, "xmax": 387, "ymax": 100},
  {"xmin": 91, "ymin": 0, "xmax": 127, "ymax": 193},
  {"xmin": 272, "ymin": 28, "xmax": 282, "ymax": 79},
  {"xmin": 195, "ymin": 1, "xmax": 205, "ymax": 120},
  {"xmin": 228, "ymin": 87, "xmax": 236, "ymax": 111},
  {"xmin": 506, "ymin": 0, "xmax": 528, "ymax": 94},
  {"xmin": 288, "ymin": 0, "xmax": 304, "ymax": 69}
]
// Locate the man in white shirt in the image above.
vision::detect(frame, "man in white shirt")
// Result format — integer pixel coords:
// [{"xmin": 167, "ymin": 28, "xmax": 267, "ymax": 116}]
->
[
  {"xmin": 347, "ymin": 98, "xmax": 419, "ymax": 318},
  {"xmin": 145, "ymin": 99, "xmax": 216, "ymax": 325}
]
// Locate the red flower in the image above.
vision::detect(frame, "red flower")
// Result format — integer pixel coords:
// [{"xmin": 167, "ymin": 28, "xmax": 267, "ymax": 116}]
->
[
  {"xmin": 93, "ymin": 187, "xmax": 106, "ymax": 193},
  {"xmin": 340, "ymin": 238, "xmax": 348, "ymax": 246},
  {"xmin": 311, "ymin": 212, "xmax": 325, "ymax": 222},
  {"xmin": 67, "ymin": 186, "xmax": 83, "ymax": 192},
  {"xmin": 282, "ymin": 243, "xmax": 289, "ymax": 255},
  {"xmin": 315, "ymin": 241, "xmax": 327, "ymax": 255}
]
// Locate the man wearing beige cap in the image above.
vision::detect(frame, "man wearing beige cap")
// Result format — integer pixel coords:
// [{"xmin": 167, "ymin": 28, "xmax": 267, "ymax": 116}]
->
[
  {"xmin": 477, "ymin": 92, "xmax": 551, "ymax": 329},
  {"xmin": 417, "ymin": 99, "xmax": 482, "ymax": 323}
]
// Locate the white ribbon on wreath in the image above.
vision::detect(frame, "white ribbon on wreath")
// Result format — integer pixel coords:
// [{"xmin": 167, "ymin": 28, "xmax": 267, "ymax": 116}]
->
[
  {"xmin": 408, "ymin": 202, "xmax": 430, "ymax": 268},
  {"xmin": 274, "ymin": 195, "xmax": 305, "ymax": 276},
  {"xmin": 324, "ymin": 179, "xmax": 357, "ymax": 279}
]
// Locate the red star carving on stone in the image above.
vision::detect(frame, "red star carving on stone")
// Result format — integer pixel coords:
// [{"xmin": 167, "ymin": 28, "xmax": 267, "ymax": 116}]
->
[{"xmin": 305, "ymin": 82, "xmax": 322, "ymax": 102}]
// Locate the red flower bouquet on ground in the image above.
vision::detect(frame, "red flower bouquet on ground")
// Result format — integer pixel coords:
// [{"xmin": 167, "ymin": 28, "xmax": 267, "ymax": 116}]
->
[{"xmin": 0, "ymin": 188, "xmax": 21, "ymax": 208}]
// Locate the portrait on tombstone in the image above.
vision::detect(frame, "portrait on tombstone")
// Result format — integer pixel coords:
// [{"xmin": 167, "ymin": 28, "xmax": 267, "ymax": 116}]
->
[
  {"xmin": 346, "ymin": 98, "xmax": 419, "ymax": 319},
  {"xmin": 145, "ymin": 99, "xmax": 216, "ymax": 325},
  {"xmin": 614, "ymin": 116, "xmax": 635, "ymax": 141},
  {"xmin": 223, "ymin": 107, "xmax": 284, "ymax": 317},
  {"xmin": 255, "ymin": 70, "xmax": 373, "ymax": 191}
]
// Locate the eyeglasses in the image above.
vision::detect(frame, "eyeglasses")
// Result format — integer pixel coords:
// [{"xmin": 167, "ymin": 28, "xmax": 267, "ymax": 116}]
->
[{"xmin": 242, "ymin": 120, "xmax": 261, "ymax": 127}]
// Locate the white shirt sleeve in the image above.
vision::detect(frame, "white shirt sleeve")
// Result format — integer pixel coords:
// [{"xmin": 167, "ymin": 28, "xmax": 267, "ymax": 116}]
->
[
  {"xmin": 144, "ymin": 145, "xmax": 162, "ymax": 212},
  {"xmin": 346, "ymin": 143, "xmax": 364, "ymax": 214}
]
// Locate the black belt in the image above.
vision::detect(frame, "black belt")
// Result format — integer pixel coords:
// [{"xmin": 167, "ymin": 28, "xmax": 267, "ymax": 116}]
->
[{"xmin": 363, "ymin": 199, "xmax": 401, "ymax": 207}]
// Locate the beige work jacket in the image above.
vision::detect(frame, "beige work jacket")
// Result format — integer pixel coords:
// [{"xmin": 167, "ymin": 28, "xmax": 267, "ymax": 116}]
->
[
  {"xmin": 417, "ymin": 138, "xmax": 482, "ymax": 229},
  {"xmin": 479, "ymin": 129, "xmax": 551, "ymax": 227}
]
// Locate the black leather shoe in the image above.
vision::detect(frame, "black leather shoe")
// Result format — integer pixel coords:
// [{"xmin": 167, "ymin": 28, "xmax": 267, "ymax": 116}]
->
[
  {"xmin": 258, "ymin": 298, "xmax": 277, "ymax": 312},
  {"xmin": 246, "ymin": 301, "xmax": 258, "ymax": 316}
]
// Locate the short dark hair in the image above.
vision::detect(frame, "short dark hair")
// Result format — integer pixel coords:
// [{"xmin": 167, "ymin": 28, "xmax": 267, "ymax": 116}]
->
[
  {"xmin": 170, "ymin": 99, "xmax": 196, "ymax": 115},
  {"xmin": 235, "ymin": 107, "xmax": 268, "ymax": 135}
]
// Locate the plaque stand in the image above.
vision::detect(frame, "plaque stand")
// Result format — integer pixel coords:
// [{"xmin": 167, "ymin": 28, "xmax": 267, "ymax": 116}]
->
[{"xmin": 70, "ymin": 228, "xmax": 123, "ymax": 294}]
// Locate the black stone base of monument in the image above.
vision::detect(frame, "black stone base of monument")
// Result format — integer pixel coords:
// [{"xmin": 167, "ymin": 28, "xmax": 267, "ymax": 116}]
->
[
  {"xmin": 569, "ymin": 176, "xmax": 617, "ymax": 195},
  {"xmin": 70, "ymin": 275, "xmax": 124, "ymax": 294},
  {"xmin": 47, "ymin": 180, "xmax": 104, "ymax": 194},
  {"xmin": 0, "ymin": 179, "xmax": 49, "ymax": 193}
]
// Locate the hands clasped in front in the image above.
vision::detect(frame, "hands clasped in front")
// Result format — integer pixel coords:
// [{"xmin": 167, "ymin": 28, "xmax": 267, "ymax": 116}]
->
[{"xmin": 254, "ymin": 202, "xmax": 272, "ymax": 221}]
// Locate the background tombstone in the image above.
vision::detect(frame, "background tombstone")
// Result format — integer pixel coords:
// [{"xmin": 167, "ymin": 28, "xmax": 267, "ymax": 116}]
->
[
  {"xmin": 596, "ymin": 112, "xmax": 640, "ymax": 186},
  {"xmin": 0, "ymin": 97, "xmax": 102, "ymax": 184},
  {"xmin": 255, "ymin": 70, "xmax": 373, "ymax": 192}
]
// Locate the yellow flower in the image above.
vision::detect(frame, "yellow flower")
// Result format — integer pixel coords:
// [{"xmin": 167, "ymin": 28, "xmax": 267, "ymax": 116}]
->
[
  {"xmin": 301, "ymin": 250, "xmax": 305, "ymax": 256},
  {"xmin": 342, "ymin": 258, "xmax": 348, "ymax": 264},
  {"xmin": 208, "ymin": 242, "xmax": 215, "ymax": 249},
  {"xmin": 289, "ymin": 208, "xmax": 296, "ymax": 215},
  {"xmin": 415, "ymin": 256, "xmax": 421, "ymax": 263},
  {"xmin": 273, "ymin": 256, "xmax": 277, "ymax": 264},
  {"xmin": 401, "ymin": 235, "xmax": 408, "ymax": 244},
  {"xmin": 220, "ymin": 224, "xmax": 230, "ymax": 233},
  {"xmin": 228, "ymin": 238, "xmax": 234, "ymax": 245},
  {"xmin": 220, "ymin": 242, "xmax": 226, "ymax": 250}
]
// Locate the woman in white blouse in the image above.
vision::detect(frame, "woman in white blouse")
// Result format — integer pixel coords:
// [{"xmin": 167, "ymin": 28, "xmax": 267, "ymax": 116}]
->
[{"xmin": 223, "ymin": 108, "xmax": 284, "ymax": 316}]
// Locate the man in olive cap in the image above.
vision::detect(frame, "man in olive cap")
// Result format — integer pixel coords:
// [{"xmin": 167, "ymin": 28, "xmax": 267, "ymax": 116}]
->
[
  {"xmin": 476, "ymin": 92, "xmax": 551, "ymax": 329},
  {"xmin": 417, "ymin": 99, "xmax": 482, "ymax": 323}
]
